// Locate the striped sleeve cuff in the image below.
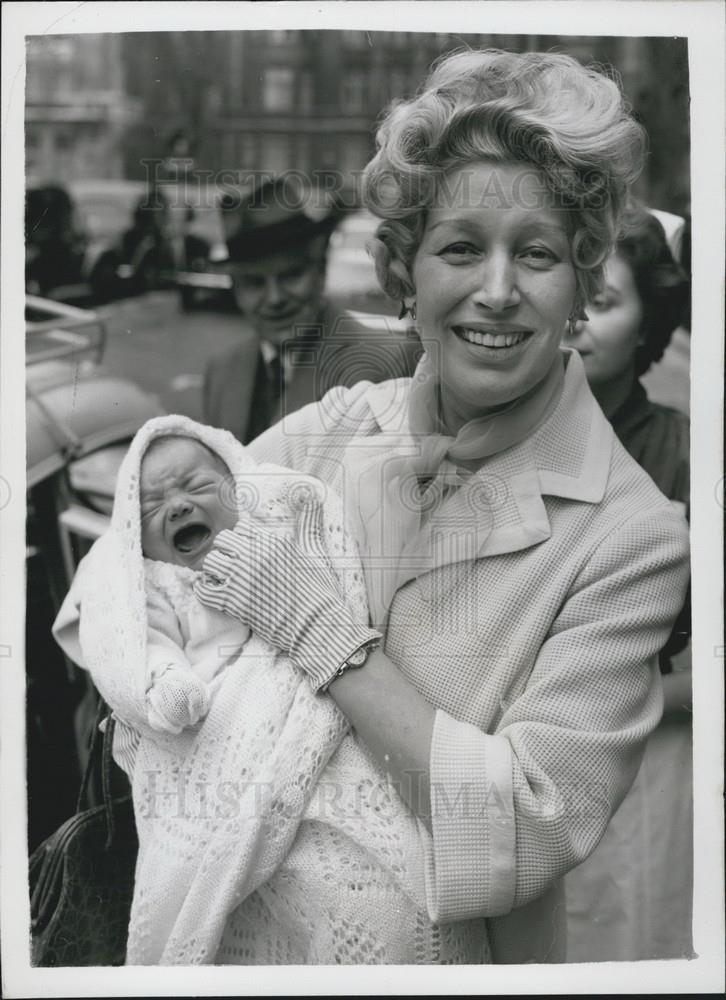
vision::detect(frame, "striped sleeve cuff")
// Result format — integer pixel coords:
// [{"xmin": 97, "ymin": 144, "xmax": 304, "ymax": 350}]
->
[
  {"xmin": 110, "ymin": 717, "xmax": 141, "ymax": 777},
  {"xmin": 424, "ymin": 709, "xmax": 516, "ymax": 922},
  {"xmin": 301, "ymin": 624, "xmax": 382, "ymax": 693}
]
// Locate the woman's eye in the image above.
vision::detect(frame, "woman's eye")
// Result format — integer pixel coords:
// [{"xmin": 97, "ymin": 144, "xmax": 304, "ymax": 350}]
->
[
  {"xmin": 589, "ymin": 295, "xmax": 612, "ymax": 312},
  {"xmin": 438, "ymin": 242, "xmax": 478, "ymax": 261},
  {"xmin": 519, "ymin": 246, "xmax": 557, "ymax": 266}
]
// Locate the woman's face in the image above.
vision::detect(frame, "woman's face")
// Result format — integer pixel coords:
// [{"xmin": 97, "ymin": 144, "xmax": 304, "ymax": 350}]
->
[
  {"xmin": 411, "ymin": 160, "xmax": 577, "ymax": 428},
  {"xmin": 563, "ymin": 252, "xmax": 643, "ymax": 386}
]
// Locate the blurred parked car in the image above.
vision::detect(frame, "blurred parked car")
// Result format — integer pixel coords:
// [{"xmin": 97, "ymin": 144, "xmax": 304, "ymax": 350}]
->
[
  {"xmin": 26, "ymin": 295, "xmax": 164, "ymax": 849},
  {"xmin": 326, "ymin": 210, "xmax": 395, "ymax": 315},
  {"xmin": 25, "ymin": 178, "xmax": 223, "ymax": 306},
  {"xmin": 69, "ymin": 180, "xmax": 219, "ymax": 304},
  {"xmin": 159, "ymin": 184, "xmax": 237, "ymax": 312},
  {"xmin": 25, "ymin": 186, "xmax": 90, "ymax": 304}
]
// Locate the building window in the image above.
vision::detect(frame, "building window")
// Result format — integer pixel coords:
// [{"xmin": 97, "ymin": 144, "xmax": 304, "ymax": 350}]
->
[
  {"xmin": 295, "ymin": 135, "xmax": 311, "ymax": 174},
  {"xmin": 262, "ymin": 67, "xmax": 295, "ymax": 112},
  {"xmin": 25, "ymin": 127, "xmax": 40, "ymax": 173},
  {"xmin": 268, "ymin": 30, "xmax": 299, "ymax": 45},
  {"xmin": 299, "ymin": 71, "xmax": 314, "ymax": 113},
  {"xmin": 260, "ymin": 134, "xmax": 293, "ymax": 174},
  {"xmin": 341, "ymin": 72, "xmax": 366, "ymax": 114},
  {"xmin": 47, "ymin": 36, "xmax": 75, "ymax": 63},
  {"xmin": 389, "ymin": 70, "xmax": 410, "ymax": 101},
  {"xmin": 342, "ymin": 31, "xmax": 367, "ymax": 49},
  {"xmin": 339, "ymin": 134, "xmax": 369, "ymax": 176},
  {"xmin": 239, "ymin": 136, "xmax": 259, "ymax": 170},
  {"xmin": 221, "ymin": 132, "xmax": 238, "ymax": 172},
  {"xmin": 226, "ymin": 33, "xmax": 245, "ymax": 110}
]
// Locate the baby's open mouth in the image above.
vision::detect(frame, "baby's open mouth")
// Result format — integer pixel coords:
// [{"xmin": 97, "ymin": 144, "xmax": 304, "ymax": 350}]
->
[{"xmin": 172, "ymin": 522, "xmax": 211, "ymax": 554}]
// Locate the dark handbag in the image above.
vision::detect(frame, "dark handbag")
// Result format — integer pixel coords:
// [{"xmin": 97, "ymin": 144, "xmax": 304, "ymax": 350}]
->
[{"xmin": 29, "ymin": 701, "xmax": 139, "ymax": 966}]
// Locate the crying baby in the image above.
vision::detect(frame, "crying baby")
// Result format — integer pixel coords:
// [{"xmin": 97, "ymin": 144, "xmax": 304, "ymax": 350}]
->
[
  {"xmin": 140, "ymin": 435, "xmax": 238, "ymax": 570},
  {"xmin": 136, "ymin": 433, "xmax": 251, "ymax": 735}
]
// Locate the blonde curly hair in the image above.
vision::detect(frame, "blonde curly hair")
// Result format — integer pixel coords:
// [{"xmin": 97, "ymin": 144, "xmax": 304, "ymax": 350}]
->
[{"xmin": 362, "ymin": 49, "xmax": 646, "ymax": 314}]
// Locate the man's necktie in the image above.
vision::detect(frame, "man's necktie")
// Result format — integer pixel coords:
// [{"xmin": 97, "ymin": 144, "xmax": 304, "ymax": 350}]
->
[{"xmin": 245, "ymin": 350, "xmax": 283, "ymax": 443}]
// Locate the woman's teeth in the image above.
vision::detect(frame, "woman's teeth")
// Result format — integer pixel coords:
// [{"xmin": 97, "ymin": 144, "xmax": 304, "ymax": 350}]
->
[{"xmin": 456, "ymin": 327, "xmax": 529, "ymax": 348}]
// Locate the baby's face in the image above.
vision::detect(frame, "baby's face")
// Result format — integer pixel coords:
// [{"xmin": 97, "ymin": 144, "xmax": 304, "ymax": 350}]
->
[{"xmin": 140, "ymin": 436, "xmax": 237, "ymax": 569}]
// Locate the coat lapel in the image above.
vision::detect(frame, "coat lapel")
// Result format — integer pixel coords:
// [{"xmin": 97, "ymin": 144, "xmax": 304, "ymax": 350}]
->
[{"xmin": 205, "ymin": 326, "xmax": 261, "ymax": 445}]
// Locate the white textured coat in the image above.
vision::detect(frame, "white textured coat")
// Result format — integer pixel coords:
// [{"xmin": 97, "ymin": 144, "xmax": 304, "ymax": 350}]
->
[{"xmin": 246, "ymin": 349, "xmax": 691, "ymax": 962}]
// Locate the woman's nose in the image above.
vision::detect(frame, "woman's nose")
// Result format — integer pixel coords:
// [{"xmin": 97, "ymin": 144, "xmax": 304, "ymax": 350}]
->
[{"xmin": 472, "ymin": 255, "xmax": 520, "ymax": 311}]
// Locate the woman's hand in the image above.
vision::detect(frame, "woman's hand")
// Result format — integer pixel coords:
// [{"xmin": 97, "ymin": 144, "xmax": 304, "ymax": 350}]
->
[{"xmin": 193, "ymin": 502, "xmax": 381, "ymax": 692}]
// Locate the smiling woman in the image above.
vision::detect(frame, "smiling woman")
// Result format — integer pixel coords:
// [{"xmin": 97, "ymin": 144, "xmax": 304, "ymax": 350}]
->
[
  {"xmin": 54, "ymin": 48, "xmax": 692, "ymax": 967},
  {"xmin": 411, "ymin": 161, "xmax": 577, "ymax": 428},
  {"xmin": 199, "ymin": 48, "xmax": 692, "ymax": 964}
]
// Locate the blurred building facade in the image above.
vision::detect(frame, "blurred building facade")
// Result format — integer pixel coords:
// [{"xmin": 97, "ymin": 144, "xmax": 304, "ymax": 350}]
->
[
  {"xmin": 26, "ymin": 30, "xmax": 691, "ymax": 216},
  {"xmin": 25, "ymin": 34, "xmax": 140, "ymax": 183}
]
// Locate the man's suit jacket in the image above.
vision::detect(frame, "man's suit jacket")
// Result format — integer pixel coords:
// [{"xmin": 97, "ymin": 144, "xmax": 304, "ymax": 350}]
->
[{"xmin": 203, "ymin": 300, "xmax": 421, "ymax": 443}]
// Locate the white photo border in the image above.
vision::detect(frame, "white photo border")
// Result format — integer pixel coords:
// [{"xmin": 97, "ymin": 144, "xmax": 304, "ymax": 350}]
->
[{"xmin": 2, "ymin": 2, "xmax": 723, "ymax": 996}]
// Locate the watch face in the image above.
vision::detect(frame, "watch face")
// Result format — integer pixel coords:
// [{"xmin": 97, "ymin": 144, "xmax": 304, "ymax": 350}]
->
[{"xmin": 348, "ymin": 645, "xmax": 369, "ymax": 667}]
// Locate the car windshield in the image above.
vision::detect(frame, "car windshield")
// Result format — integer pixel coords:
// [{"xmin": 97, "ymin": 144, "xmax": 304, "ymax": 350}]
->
[
  {"xmin": 68, "ymin": 182, "xmax": 146, "ymax": 243},
  {"xmin": 68, "ymin": 180, "xmax": 227, "ymax": 247}
]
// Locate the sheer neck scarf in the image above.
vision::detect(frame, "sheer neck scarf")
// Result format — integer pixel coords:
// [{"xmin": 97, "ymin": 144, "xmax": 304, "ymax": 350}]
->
[{"xmin": 344, "ymin": 351, "xmax": 566, "ymax": 627}]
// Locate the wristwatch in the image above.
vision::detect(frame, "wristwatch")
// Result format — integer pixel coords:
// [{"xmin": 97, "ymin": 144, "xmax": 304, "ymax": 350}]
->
[{"xmin": 323, "ymin": 638, "xmax": 381, "ymax": 691}]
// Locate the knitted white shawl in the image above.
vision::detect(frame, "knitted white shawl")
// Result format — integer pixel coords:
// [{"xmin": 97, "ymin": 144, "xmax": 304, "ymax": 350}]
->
[{"xmin": 69, "ymin": 415, "xmax": 484, "ymax": 965}]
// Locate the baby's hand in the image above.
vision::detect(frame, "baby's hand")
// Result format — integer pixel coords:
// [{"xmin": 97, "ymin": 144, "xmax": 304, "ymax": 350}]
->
[{"xmin": 146, "ymin": 663, "xmax": 210, "ymax": 735}]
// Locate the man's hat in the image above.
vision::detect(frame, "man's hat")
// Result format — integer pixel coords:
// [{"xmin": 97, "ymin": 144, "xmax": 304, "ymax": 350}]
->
[{"xmin": 219, "ymin": 174, "xmax": 350, "ymax": 263}]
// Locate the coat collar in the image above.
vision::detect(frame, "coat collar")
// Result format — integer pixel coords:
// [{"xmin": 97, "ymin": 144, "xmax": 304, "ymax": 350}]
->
[
  {"xmin": 363, "ymin": 348, "xmax": 613, "ymax": 504},
  {"xmin": 350, "ymin": 350, "xmax": 615, "ymax": 604}
]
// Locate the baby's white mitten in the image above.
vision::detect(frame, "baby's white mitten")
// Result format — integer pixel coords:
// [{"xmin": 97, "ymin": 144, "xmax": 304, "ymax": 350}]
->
[{"xmin": 146, "ymin": 663, "xmax": 210, "ymax": 735}]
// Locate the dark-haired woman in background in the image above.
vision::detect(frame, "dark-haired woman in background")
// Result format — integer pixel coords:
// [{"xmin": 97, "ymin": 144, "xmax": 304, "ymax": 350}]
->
[{"xmin": 564, "ymin": 206, "xmax": 693, "ymax": 961}]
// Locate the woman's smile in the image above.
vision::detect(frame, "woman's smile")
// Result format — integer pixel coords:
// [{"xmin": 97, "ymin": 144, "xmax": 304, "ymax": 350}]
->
[
  {"xmin": 451, "ymin": 323, "xmax": 535, "ymax": 356},
  {"xmin": 412, "ymin": 161, "xmax": 576, "ymax": 430}
]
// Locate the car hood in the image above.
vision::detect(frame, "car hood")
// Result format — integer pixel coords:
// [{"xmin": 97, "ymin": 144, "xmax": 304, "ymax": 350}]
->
[{"xmin": 27, "ymin": 363, "xmax": 163, "ymax": 488}]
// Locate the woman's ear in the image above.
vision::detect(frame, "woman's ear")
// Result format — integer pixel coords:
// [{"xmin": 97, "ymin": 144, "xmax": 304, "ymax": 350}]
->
[
  {"xmin": 386, "ymin": 254, "xmax": 415, "ymax": 301},
  {"xmin": 369, "ymin": 223, "xmax": 417, "ymax": 301}
]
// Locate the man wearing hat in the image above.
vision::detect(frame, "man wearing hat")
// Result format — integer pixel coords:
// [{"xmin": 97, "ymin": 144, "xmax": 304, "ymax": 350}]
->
[{"xmin": 203, "ymin": 174, "xmax": 420, "ymax": 444}]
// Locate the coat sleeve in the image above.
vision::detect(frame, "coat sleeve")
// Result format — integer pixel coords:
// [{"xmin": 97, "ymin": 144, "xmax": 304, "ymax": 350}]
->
[{"xmin": 424, "ymin": 505, "xmax": 690, "ymax": 923}]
